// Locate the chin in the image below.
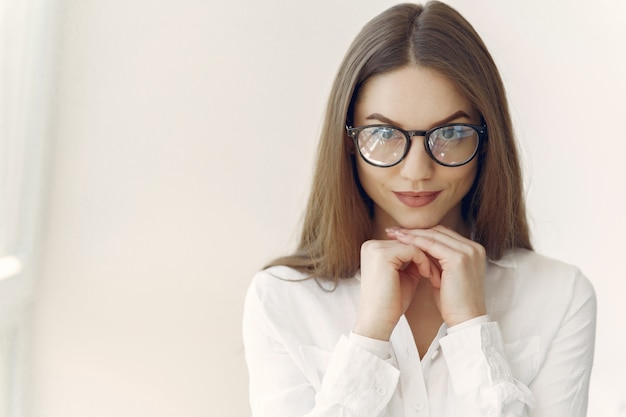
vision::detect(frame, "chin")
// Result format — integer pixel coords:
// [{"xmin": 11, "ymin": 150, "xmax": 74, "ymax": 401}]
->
[{"xmin": 398, "ymin": 217, "xmax": 442, "ymax": 231}]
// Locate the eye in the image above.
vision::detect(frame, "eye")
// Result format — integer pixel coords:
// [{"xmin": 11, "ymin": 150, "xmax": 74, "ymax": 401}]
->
[
  {"xmin": 439, "ymin": 126, "xmax": 463, "ymax": 140},
  {"xmin": 372, "ymin": 127, "xmax": 396, "ymax": 140},
  {"xmin": 357, "ymin": 126, "xmax": 405, "ymax": 148}
]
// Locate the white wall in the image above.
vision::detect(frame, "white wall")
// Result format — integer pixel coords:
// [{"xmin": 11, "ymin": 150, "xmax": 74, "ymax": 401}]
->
[{"xmin": 28, "ymin": 1, "xmax": 626, "ymax": 416}]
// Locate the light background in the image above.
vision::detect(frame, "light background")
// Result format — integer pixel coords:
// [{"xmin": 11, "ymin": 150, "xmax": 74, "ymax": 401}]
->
[{"xmin": 26, "ymin": 0, "xmax": 626, "ymax": 416}]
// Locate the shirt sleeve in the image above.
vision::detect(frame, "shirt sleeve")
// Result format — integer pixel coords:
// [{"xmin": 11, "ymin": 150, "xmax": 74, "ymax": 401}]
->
[
  {"xmin": 242, "ymin": 276, "xmax": 400, "ymax": 417},
  {"xmin": 439, "ymin": 269, "xmax": 596, "ymax": 417},
  {"xmin": 440, "ymin": 319, "xmax": 535, "ymax": 416},
  {"xmin": 527, "ymin": 269, "xmax": 596, "ymax": 416}
]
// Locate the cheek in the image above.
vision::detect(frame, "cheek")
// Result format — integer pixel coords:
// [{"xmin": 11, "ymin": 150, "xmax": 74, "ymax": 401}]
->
[
  {"xmin": 355, "ymin": 159, "xmax": 386, "ymax": 196},
  {"xmin": 455, "ymin": 162, "xmax": 478, "ymax": 194}
]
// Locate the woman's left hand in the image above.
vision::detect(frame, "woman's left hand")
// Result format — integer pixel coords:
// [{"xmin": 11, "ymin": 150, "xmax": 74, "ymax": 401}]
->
[{"xmin": 386, "ymin": 225, "xmax": 487, "ymax": 327}]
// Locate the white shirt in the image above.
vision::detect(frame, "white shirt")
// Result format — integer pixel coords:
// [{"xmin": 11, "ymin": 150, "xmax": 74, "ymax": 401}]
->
[{"xmin": 242, "ymin": 248, "xmax": 596, "ymax": 417}]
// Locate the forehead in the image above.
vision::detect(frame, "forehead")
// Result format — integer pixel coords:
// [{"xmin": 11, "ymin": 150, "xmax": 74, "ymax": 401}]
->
[{"xmin": 354, "ymin": 65, "xmax": 476, "ymax": 128}]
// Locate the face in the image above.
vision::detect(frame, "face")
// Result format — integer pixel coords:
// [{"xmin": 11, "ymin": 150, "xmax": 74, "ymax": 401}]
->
[{"xmin": 352, "ymin": 65, "xmax": 480, "ymax": 239}]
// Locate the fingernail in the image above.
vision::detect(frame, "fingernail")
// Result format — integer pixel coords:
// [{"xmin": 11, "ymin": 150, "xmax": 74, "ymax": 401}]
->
[{"xmin": 392, "ymin": 229, "xmax": 409, "ymax": 237}]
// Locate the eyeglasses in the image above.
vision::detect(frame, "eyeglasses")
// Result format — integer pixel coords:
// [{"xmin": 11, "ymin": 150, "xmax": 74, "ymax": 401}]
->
[{"xmin": 345, "ymin": 123, "xmax": 487, "ymax": 167}]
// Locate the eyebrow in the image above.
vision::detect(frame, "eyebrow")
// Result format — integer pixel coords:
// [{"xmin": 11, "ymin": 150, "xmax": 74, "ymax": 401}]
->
[{"xmin": 365, "ymin": 110, "xmax": 472, "ymax": 128}]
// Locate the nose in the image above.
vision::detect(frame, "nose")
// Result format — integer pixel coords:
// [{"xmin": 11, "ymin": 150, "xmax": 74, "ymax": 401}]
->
[{"xmin": 399, "ymin": 138, "xmax": 435, "ymax": 181}]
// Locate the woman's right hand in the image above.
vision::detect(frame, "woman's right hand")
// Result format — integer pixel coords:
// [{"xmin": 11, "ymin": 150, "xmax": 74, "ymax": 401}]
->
[{"xmin": 353, "ymin": 238, "xmax": 441, "ymax": 341}]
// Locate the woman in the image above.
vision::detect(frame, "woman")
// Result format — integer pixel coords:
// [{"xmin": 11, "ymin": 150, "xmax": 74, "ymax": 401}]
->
[{"xmin": 243, "ymin": 2, "xmax": 596, "ymax": 416}]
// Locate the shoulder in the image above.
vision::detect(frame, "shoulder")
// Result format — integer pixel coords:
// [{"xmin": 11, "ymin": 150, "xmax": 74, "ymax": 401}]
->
[
  {"xmin": 245, "ymin": 266, "xmax": 360, "ymax": 315},
  {"xmin": 486, "ymin": 248, "xmax": 596, "ymax": 323},
  {"xmin": 489, "ymin": 248, "xmax": 594, "ymax": 293},
  {"xmin": 247, "ymin": 266, "xmax": 346, "ymax": 298},
  {"xmin": 243, "ymin": 266, "xmax": 360, "ymax": 347}
]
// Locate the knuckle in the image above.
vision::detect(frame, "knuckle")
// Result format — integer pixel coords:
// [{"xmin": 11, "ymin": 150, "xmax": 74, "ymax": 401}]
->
[
  {"xmin": 433, "ymin": 224, "xmax": 449, "ymax": 233},
  {"xmin": 468, "ymin": 242, "xmax": 486, "ymax": 258},
  {"xmin": 451, "ymin": 251, "xmax": 466, "ymax": 264},
  {"xmin": 361, "ymin": 240, "xmax": 384, "ymax": 254},
  {"xmin": 413, "ymin": 230, "xmax": 436, "ymax": 246},
  {"xmin": 361, "ymin": 240, "xmax": 373, "ymax": 251},
  {"xmin": 423, "ymin": 234, "xmax": 437, "ymax": 247}
]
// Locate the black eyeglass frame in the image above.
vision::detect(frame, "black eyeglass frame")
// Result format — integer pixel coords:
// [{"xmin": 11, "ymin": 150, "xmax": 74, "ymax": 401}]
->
[{"xmin": 345, "ymin": 123, "xmax": 488, "ymax": 168}]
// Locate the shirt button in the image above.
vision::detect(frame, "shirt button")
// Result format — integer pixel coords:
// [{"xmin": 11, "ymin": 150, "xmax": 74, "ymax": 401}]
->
[
  {"xmin": 375, "ymin": 386, "xmax": 387, "ymax": 396},
  {"xmin": 415, "ymin": 401, "xmax": 425, "ymax": 412},
  {"xmin": 431, "ymin": 349, "xmax": 440, "ymax": 360}
]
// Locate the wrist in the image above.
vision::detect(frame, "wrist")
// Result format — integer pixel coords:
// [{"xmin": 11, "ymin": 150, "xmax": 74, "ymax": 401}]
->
[
  {"xmin": 444, "ymin": 308, "xmax": 487, "ymax": 327},
  {"xmin": 446, "ymin": 315, "xmax": 490, "ymax": 333},
  {"xmin": 353, "ymin": 321, "xmax": 393, "ymax": 341}
]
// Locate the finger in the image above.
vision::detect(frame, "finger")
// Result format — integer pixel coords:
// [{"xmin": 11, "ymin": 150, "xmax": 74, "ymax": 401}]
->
[
  {"xmin": 393, "ymin": 242, "xmax": 438, "ymax": 280},
  {"xmin": 387, "ymin": 235, "xmax": 443, "ymax": 281},
  {"xmin": 417, "ymin": 249, "xmax": 442, "ymax": 287},
  {"xmin": 396, "ymin": 227, "xmax": 469, "ymax": 252},
  {"xmin": 363, "ymin": 240, "xmax": 434, "ymax": 279},
  {"xmin": 392, "ymin": 229, "xmax": 455, "ymax": 261},
  {"xmin": 392, "ymin": 227, "xmax": 485, "ymax": 262},
  {"xmin": 428, "ymin": 262, "xmax": 442, "ymax": 288},
  {"xmin": 402, "ymin": 245, "xmax": 436, "ymax": 279}
]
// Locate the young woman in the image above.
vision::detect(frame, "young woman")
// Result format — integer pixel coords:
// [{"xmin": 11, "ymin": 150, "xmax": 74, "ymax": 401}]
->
[{"xmin": 243, "ymin": 2, "xmax": 596, "ymax": 416}]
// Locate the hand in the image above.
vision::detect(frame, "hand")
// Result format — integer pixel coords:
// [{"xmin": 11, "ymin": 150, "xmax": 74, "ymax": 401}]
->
[
  {"xmin": 354, "ymin": 239, "xmax": 441, "ymax": 341},
  {"xmin": 387, "ymin": 225, "xmax": 487, "ymax": 327}
]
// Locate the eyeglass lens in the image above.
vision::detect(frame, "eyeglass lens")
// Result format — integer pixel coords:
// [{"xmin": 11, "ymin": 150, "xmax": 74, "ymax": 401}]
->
[{"xmin": 356, "ymin": 125, "xmax": 479, "ymax": 167}]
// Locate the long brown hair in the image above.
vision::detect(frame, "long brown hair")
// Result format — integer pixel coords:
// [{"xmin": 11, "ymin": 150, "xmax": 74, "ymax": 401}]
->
[{"xmin": 267, "ymin": 1, "xmax": 532, "ymax": 280}]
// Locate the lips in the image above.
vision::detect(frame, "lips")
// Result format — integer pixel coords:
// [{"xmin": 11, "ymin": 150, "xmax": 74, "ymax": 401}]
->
[{"xmin": 393, "ymin": 191, "xmax": 441, "ymax": 208}]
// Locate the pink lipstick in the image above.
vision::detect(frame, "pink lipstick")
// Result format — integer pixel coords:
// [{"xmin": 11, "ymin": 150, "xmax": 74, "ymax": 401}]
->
[{"xmin": 393, "ymin": 191, "xmax": 441, "ymax": 208}]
